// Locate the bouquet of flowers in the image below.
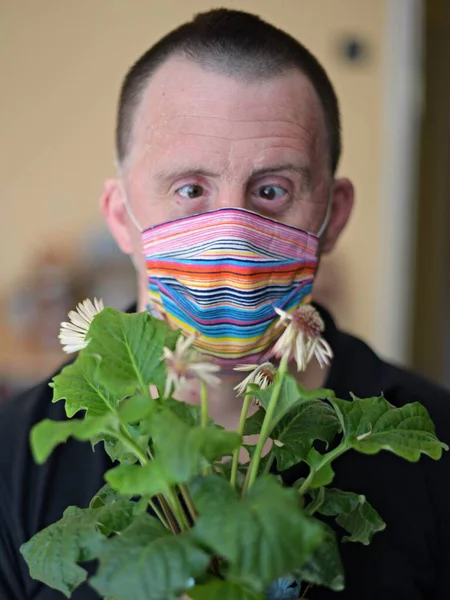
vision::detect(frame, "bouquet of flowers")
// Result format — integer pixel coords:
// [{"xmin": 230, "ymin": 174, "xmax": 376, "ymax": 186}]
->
[{"xmin": 21, "ymin": 299, "xmax": 447, "ymax": 599}]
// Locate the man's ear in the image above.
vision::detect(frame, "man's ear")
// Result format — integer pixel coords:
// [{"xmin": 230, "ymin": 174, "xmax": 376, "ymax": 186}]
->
[
  {"xmin": 321, "ymin": 177, "xmax": 355, "ymax": 253},
  {"xmin": 100, "ymin": 179, "xmax": 134, "ymax": 255}
]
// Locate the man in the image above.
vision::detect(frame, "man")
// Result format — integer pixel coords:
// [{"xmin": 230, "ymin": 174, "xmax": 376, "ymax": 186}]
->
[{"xmin": 1, "ymin": 8, "xmax": 449, "ymax": 600}]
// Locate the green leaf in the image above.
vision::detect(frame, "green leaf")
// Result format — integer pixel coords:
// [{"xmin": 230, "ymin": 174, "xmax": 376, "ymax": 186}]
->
[
  {"xmin": 20, "ymin": 507, "xmax": 102, "ymax": 596},
  {"xmin": 20, "ymin": 501, "xmax": 137, "ymax": 597},
  {"xmin": 190, "ymin": 580, "xmax": 266, "ymax": 600},
  {"xmin": 99, "ymin": 433, "xmax": 139, "ymax": 464},
  {"xmin": 304, "ymin": 485, "xmax": 325, "ymax": 515},
  {"xmin": 305, "ymin": 448, "xmax": 335, "ymax": 488},
  {"xmin": 118, "ymin": 394, "xmax": 155, "ymax": 423},
  {"xmin": 105, "ymin": 461, "xmax": 172, "ymax": 497},
  {"xmin": 191, "ymin": 474, "xmax": 323, "ymax": 590},
  {"xmin": 330, "ymin": 395, "xmax": 448, "ymax": 461},
  {"xmin": 150, "ymin": 409, "xmax": 241, "ymax": 481},
  {"xmin": 96, "ymin": 499, "xmax": 144, "ymax": 535},
  {"xmin": 52, "ymin": 352, "xmax": 125, "ymax": 417},
  {"xmin": 316, "ymin": 488, "xmax": 386, "ymax": 545},
  {"xmin": 294, "ymin": 524, "xmax": 344, "ymax": 591},
  {"xmin": 251, "ymin": 375, "xmax": 334, "ymax": 432},
  {"xmin": 191, "ymin": 427, "xmax": 241, "ymax": 462},
  {"xmin": 89, "ymin": 484, "xmax": 126, "ymax": 509},
  {"xmin": 164, "ymin": 396, "xmax": 211, "ymax": 427},
  {"xmin": 30, "ymin": 415, "xmax": 113, "ymax": 464},
  {"xmin": 90, "ymin": 513, "xmax": 210, "ymax": 600},
  {"xmin": 87, "ymin": 308, "xmax": 179, "ymax": 395},
  {"xmin": 245, "ymin": 400, "xmax": 340, "ymax": 471},
  {"xmin": 107, "ymin": 408, "xmax": 242, "ymax": 496}
]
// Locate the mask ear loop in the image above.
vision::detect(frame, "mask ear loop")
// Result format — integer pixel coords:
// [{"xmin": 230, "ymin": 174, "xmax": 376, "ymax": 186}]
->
[
  {"xmin": 115, "ymin": 159, "xmax": 143, "ymax": 232},
  {"xmin": 316, "ymin": 191, "xmax": 333, "ymax": 238},
  {"xmin": 123, "ymin": 192, "xmax": 143, "ymax": 232}
]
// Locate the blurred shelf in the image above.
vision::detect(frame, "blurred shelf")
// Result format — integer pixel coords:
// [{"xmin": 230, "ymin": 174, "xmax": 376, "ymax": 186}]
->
[{"xmin": 0, "ymin": 304, "xmax": 65, "ymax": 387}]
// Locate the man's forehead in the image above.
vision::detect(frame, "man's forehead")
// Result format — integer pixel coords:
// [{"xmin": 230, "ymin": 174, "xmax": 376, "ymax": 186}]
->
[{"xmin": 133, "ymin": 56, "xmax": 324, "ymax": 131}]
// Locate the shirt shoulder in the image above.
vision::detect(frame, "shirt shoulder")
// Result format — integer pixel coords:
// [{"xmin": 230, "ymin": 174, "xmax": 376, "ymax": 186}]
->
[
  {"xmin": 331, "ymin": 327, "xmax": 450, "ymax": 438},
  {"xmin": 318, "ymin": 326, "xmax": 450, "ymax": 598},
  {"xmin": 0, "ymin": 371, "xmax": 107, "ymax": 599}
]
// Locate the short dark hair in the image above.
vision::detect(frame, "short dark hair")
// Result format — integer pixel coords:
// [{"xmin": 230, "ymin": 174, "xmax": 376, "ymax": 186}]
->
[{"xmin": 117, "ymin": 8, "xmax": 341, "ymax": 173}]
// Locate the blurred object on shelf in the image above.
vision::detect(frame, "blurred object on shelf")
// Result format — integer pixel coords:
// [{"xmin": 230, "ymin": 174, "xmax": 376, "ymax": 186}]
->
[
  {"xmin": 75, "ymin": 225, "xmax": 137, "ymax": 312},
  {"xmin": 0, "ymin": 226, "xmax": 136, "ymax": 400}
]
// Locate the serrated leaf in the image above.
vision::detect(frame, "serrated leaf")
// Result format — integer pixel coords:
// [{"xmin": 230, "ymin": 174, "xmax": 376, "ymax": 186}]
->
[
  {"xmin": 251, "ymin": 375, "xmax": 334, "ymax": 432},
  {"xmin": 316, "ymin": 488, "xmax": 386, "ymax": 545},
  {"xmin": 52, "ymin": 352, "xmax": 126, "ymax": 418},
  {"xmin": 190, "ymin": 580, "xmax": 266, "ymax": 600},
  {"xmin": 20, "ymin": 501, "xmax": 137, "ymax": 597},
  {"xmin": 90, "ymin": 484, "xmax": 126, "ymax": 509},
  {"xmin": 245, "ymin": 400, "xmax": 340, "ymax": 471},
  {"xmin": 118, "ymin": 394, "xmax": 155, "ymax": 423},
  {"xmin": 294, "ymin": 524, "xmax": 344, "ymax": 591},
  {"xmin": 90, "ymin": 513, "xmax": 210, "ymax": 600},
  {"xmin": 20, "ymin": 507, "xmax": 102, "ymax": 596},
  {"xmin": 330, "ymin": 395, "xmax": 448, "ymax": 461},
  {"xmin": 97, "ymin": 499, "xmax": 143, "ymax": 534},
  {"xmin": 99, "ymin": 433, "xmax": 139, "ymax": 465},
  {"xmin": 86, "ymin": 308, "xmax": 179, "ymax": 395},
  {"xmin": 30, "ymin": 415, "xmax": 113, "ymax": 464},
  {"xmin": 191, "ymin": 474, "xmax": 323, "ymax": 590}
]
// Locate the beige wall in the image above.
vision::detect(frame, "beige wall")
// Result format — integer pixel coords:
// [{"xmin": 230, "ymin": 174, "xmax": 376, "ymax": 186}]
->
[{"xmin": 0, "ymin": 0, "xmax": 386, "ymax": 346}]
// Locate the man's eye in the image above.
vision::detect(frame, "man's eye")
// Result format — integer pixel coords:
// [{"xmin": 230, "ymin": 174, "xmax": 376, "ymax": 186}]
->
[
  {"xmin": 256, "ymin": 185, "xmax": 287, "ymax": 200},
  {"xmin": 176, "ymin": 184, "xmax": 205, "ymax": 199}
]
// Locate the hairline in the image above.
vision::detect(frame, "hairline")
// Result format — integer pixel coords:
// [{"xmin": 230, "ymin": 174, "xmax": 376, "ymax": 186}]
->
[{"xmin": 118, "ymin": 53, "xmax": 334, "ymax": 175}]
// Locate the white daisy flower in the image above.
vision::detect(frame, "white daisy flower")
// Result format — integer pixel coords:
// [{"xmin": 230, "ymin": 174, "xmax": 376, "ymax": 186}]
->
[
  {"xmin": 271, "ymin": 305, "xmax": 333, "ymax": 372},
  {"xmin": 58, "ymin": 298, "xmax": 104, "ymax": 354},
  {"xmin": 163, "ymin": 333, "xmax": 221, "ymax": 398},
  {"xmin": 233, "ymin": 362, "xmax": 277, "ymax": 397}
]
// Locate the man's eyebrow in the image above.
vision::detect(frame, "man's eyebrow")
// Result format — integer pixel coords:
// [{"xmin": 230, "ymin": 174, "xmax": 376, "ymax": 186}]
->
[
  {"xmin": 153, "ymin": 163, "xmax": 311, "ymax": 184},
  {"xmin": 250, "ymin": 163, "xmax": 311, "ymax": 182},
  {"xmin": 154, "ymin": 167, "xmax": 220, "ymax": 183}
]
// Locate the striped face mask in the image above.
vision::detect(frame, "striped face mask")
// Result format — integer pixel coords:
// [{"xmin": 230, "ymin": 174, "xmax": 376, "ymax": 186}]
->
[{"xmin": 140, "ymin": 208, "xmax": 321, "ymax": 370}]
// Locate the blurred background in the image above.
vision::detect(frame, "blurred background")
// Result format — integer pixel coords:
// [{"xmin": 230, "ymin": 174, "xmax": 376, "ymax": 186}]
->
[{"xmin": 0, "ymin": 0, "xmax": 449, "ymax": 398}]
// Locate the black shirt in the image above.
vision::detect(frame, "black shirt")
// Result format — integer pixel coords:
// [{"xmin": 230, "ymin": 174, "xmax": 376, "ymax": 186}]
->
[{"xmin": 1, "ymin": 307, "xmax": 450, "ymax": 600}]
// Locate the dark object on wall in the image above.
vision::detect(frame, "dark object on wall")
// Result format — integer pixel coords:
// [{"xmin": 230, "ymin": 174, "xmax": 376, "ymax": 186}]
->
[{"xmin": 337, "ymin": 34, "xmax": 371, "ymax": 65}]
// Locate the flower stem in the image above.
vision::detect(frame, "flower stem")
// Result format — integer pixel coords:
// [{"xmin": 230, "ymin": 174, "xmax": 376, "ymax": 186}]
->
[
  {"xmin": 157, "ymin": 496, "xmax": 181, "ymax": 534},
  {"xmin": 245, "ymin": 354, "xmax": 289, "ymax": 493},
  {"xmin": 230, "ymin": 392, "xmax": 253, "ymax": 489},
  {"xmin": 297, "ymin": 469, "xmax": 316, "ymax": 498},
  {"xmin": 148, "ymin": 498, "xmax": 170, "ymax": 528},
  {"xmin": 200, "ymin": 380, "xmax": 211, "ymax": 476},
  {"xmin": 179, "ymin": 484, "xmax": 197, "ymax": 524},
  {"xmin": 263, "ymin": 453, "xmax": 275, "ymax": 475},
  {"xmin": 297, "ymin": 442, "xmax": 349, "ymax": 497},
  {"xmin": 115, "ymin": 426, "xmax": 181, "ymax": 534},
  {"xmin": 116, "ymin": 426, "xmax": 149, "ymax": 465},
  {"xmin": 168, "ymin": 488, "xmax": 190, "ymax": 531},
  {"xmin": 200, "ymin": 380, "xmax": 209, "ymax": 428}
]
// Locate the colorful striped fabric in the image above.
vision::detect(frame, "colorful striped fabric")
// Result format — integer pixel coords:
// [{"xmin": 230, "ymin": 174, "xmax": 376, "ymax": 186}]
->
[{"xmin": 143, "ymin": 208, "xmax": 318, "ymax": 369}]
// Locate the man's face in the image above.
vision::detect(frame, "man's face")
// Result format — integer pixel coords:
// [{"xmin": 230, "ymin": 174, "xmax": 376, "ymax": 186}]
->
[{"xmin": 103, "ymin": 56, "xmax": 353, "ymax": 304}]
